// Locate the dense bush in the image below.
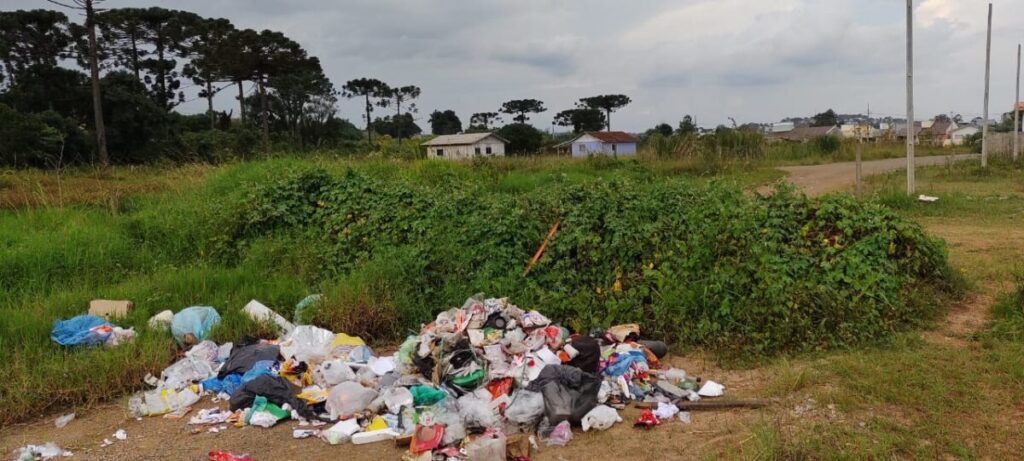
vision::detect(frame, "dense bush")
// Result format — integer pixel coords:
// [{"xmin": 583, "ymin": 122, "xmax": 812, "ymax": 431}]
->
[{"xmin": 215, "ymin": 167, "xmax": 957, "ymax": 353}]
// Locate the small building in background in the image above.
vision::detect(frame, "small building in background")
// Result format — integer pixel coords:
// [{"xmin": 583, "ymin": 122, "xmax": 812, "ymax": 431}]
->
[
  {"xmin": 950, "ymin": 125, "xmax": 980, "ymax": 146},
  {"xmin": 568, "ymin": 131, "xmax": 639, "ymax": 157},
  {"xmin": 422, "ymin": 133, "xmax": 507, "ymax": 160},
  {"xmin": 922, "ymin": 119, "xmax": 958, "ymax": 146}
]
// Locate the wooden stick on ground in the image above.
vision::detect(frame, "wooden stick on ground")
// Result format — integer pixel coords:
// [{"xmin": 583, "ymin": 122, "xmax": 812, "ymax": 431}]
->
[{"xmin": 523, "ymin": 219, "xmax": 560, "ymax": 276}]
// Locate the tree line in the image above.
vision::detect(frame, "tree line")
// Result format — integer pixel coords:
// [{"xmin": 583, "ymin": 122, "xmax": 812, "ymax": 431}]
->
[{"xmin": 0, "ymin": 4, "xmax": 637, "ymax": 167}]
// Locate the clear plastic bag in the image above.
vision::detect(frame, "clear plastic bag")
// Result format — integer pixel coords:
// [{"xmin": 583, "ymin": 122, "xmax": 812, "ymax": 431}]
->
[
  {"xmin": 465, "ymin": 432, "xmax": 507, "ymax": 461},
  {"xmin": 313, "ymin": 359, "xmax": 355, "ymax": 388},
  {"xmin": 326, "ymin": 381, "xmax": 378, "ymax": 418},
  {"xmin": 186, "ymin": 340, "xmax": 220, "ymax": 363},
  {"xmin": 504, "ymin": 390, "xmax": 545, "ymax": 426},
  {"xmin": 541, "ymin": 420, "xmax": 573, "ymax": 446},
  {"xmin": 381, "ymin": 387, "xmax": 413, "ymax": 414},
  {"xmin": 280, "ymin": 325, "xmax": 335, "ymax": 364},
  {"xmin": 457, "ymin": 394, "xmax": 498, "ymax": 429}
]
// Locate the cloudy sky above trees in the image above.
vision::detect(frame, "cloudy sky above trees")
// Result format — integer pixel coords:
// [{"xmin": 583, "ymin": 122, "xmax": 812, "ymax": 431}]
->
[{"xmin": 13, "ymin": 0, "xmax": 1024, "ymax": 130}]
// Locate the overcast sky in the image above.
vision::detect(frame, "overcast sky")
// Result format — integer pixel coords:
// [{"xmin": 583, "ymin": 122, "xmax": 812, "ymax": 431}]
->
[{"xmin": 9, "ymin": 0, "xmax": 1024, "ymax": 131}]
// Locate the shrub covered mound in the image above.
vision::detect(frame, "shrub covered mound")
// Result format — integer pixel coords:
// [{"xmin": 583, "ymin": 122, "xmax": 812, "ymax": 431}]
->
[{"xmin": 217, "ymin": 167, "xmax": 957, "ymax": 353}]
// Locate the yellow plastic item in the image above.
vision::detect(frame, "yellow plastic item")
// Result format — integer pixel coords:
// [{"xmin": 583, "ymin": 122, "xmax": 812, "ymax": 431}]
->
[
  {"xmin": 330, "ymin": 333, "xmax": 366, "ymax": 348},
  {"xmin": 366, "ymin": 415, "xmax": 388, "ymax": 432}
]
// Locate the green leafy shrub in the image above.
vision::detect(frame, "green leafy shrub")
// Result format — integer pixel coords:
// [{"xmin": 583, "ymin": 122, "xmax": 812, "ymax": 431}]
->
[{"xmin": 215, "ymin": 168, "xmax": 958, "ymax": 354}]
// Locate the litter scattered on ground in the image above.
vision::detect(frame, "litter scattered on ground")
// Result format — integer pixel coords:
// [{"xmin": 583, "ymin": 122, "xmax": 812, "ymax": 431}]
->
[
  {"xmin": 113, "ymin": 429, "xmax": 127, "ymax": 440},
  {"xmin": 53, "ymin": 413, "xmax": 75, "ymax": 428},
  {"xmin": 918, "ymin": 194, "xmax": 940, "ymax": 203},
  {"xmin": 208, "ymin": 450, "xmax": 252, "ymax": 461},
  {"xmin": 120, "ymin": 295, "xmax": 742, "ymax": 458},
  {"xmin": 88, "ymin": 299, "xmax": 133, "ymax": 319},
  {"xmin": 12, "ymin": 443, "xmax": 72, "ymax": 460}
]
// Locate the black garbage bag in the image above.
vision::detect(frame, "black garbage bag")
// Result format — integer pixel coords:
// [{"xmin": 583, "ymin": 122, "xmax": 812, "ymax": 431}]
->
[
  {"xmin": 218, "ymin": 343, "xmax": 280, "ymax": 378},
  {"xmin": 228, "ymin": 375, "xmax": 314, "ymax": 419},
  {"xmin": 564, "ymin": 336, "xmax": 601, "ymax": 373},
  {"xmin": 526, "ymin": 364, "xmax": 600, "ymax": 425}
]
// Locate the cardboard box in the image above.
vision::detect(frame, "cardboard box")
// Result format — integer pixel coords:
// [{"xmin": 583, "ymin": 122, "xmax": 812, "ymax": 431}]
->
[{"xmin": 88, "ymin": 299, "xmax": 133, "ymax": 319}]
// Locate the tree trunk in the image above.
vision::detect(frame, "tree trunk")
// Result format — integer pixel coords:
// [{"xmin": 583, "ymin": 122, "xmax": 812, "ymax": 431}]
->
[
  {"xmin": 259, "ymin": 75, "xmax": 269, "ymax": 152},
  {"xmin": 130, "ymin": 32, "xmax": 140, "ymax": 81},
  {"xmin": 156, "ymin": 34, "xmax": 166, "ymax": 108},
  {"xmin": 395, "ymin": 97, "xmax": 402, "ymax": 143},
  {"xmin": 206, "ymin": 79, "xmax": 215, "ymax": 129},
  {"xmin": 364, "ymin": 94, "xmax": 372, "ymax": 144},
  {"xmin": 236, "ymin": 80, "xmax": 245, "ymax": 123},
  {"xmin": 85, "ymin": 0, "xmax": 109, "ymax": 166}
]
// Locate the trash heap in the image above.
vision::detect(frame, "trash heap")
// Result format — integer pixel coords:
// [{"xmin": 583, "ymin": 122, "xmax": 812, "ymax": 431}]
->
[{"xmin": 129, "ymin": 295, "xmax": 725, "ymax": 460}]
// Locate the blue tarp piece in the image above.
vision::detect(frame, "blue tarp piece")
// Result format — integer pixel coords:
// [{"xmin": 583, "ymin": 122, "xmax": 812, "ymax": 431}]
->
[{"xmin": 51, "ymin": 315, "xmax": 112, "ymax": 347}]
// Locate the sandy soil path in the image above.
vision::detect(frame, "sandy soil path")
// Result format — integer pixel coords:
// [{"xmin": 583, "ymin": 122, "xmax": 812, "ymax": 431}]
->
[{"xmin": 774, "ymin": 154, "xmax": 978, "ymax": 196}]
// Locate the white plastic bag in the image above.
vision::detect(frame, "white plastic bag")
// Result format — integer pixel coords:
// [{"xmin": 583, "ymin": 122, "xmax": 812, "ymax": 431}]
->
[
  {"xmin": 313, "ymin": 359, "xmax": 355, "ymax": 388},
  {"xmin": 653, "ymin": 401, "xmax": 679, "ymax": 420},
  {"xmin": 581, "ymin": 405, "xmax": 621, "ymax": 431},
  {"xmin": 322, "ymin": 418, "xmax": 360, "ymax": 445},
  {"xmin": 465, "ymin": 432, "xmax": 506, "ymax": 461},
  {"xmin": 186, "ymin": 340, "xmax": 220, "ymax": 363},
  {"xmin": 160, "ymin": 355, "xmax": 215, "ymax": 390},
  {"xmin": 242, "ymin": 299, "xmax": 294, "ymax": 334},
  {"xmin": 280, "ymin": 325, "xmax": 335, "ymax": 363},
  {"xmin": 147, "ymin": 310, "xmax": 173, "ymax": 330},
  {"xmin": 326, "ymin": 381, "xmax": 378, "ymax": 418}
]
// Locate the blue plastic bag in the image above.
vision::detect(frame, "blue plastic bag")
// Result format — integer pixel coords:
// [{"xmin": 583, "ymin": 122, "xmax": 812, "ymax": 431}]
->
[
  {"xmin": 51, "ymin": 315, "xmax": 113, "ymax": 347},
  {"xmin": 241, "ymin": 360, "xmax": 277, "ymax": 383},
  {"xmin": 171, "ymin": 306, "xmax": 221, "ymax": 345},
  {"xmin": 201, "ymin": 374, "xmax": 243, "ymax": 395}
]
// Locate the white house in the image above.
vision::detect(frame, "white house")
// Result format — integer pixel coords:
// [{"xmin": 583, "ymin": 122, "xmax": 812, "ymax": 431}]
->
[
  {"xmin": 422, "ymin": 133, "xmax": 507, "ymax": 160},
  {"xmin": 950, "ymin": 126, "xmax": 980, "ymax": 146},
  {"xmin": 568, "ymin": 131, "xmax": 639, "ymax": 157}
]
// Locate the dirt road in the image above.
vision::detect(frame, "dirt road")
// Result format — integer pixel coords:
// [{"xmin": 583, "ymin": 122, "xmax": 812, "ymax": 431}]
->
[{"xmin": 775, "ymin": 154, "xmax": 979, "ymax": 196}]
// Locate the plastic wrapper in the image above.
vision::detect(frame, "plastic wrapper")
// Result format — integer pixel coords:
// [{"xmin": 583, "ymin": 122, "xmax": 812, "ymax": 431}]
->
[
  {"xmin": 326, "ymin": 381, "xmax": 378, "ymax": 418},
  {"xmin": 280, "ymin": 325, "xmax": 335, "ymax": 363},
  {"xmin": 541, "ymin": 420, "xmax": 573, "ymax": 446}
]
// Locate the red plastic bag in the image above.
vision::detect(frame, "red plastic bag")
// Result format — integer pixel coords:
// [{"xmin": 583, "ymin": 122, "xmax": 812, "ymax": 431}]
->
[{"xmin": 209, "ymin": 450, "xmax": 253, "ymax": 461}]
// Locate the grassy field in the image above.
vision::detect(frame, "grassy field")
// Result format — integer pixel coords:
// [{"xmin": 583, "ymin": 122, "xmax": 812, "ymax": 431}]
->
[
  {"xmin": 2, "ymin": 152, "xmax": 1007, "ymax": 461},
  {"xmin": 741, "ymin": 156, "xmax": 1024, "ymax": 459}
]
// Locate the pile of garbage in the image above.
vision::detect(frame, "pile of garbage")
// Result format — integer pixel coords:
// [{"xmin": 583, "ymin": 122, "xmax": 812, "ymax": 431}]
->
[{"xmin": 125, "ymin": 295, "xmax": 723, "ymax": 459}]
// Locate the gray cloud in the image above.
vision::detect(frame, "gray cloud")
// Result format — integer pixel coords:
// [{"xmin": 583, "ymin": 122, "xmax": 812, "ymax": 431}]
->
[{"xmin": 5, "ymin": 0, "xmax": 1024, "ymax": 130}]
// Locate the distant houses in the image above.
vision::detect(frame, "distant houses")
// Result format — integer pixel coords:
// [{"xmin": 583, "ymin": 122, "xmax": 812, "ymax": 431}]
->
[
  {"xmin": 422, "ymin": 133, "xmax": 507, "ymax": 160},
  {"xmin": 950, "ymin": 125, "xmax": 980, "ymax": 146},
  {"xmin": 565, "ymin": 131, "xmax": 639, "ymax": 157},
  {"xmin": 766, "ymin": 125, "xmax": 840, "ymax": 142}
]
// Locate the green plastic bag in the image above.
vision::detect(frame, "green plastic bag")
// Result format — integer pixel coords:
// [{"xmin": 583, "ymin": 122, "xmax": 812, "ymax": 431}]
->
[{"xmin": 410, "ymin": 385, "xmax": 447, "ymax": 406}]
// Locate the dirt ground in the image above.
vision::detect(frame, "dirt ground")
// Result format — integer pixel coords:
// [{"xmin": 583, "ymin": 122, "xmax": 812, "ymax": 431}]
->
[
  {"xmin": 0, "ymin": 354, "xmax": 768, "ymax": 461},
  {"xmin": 1, "ymin": 158, "xmax": 1000, "ymax": 460},
  {"xmin": 771, "ymin": 154, "xmax": 978, "ymax": 196}
]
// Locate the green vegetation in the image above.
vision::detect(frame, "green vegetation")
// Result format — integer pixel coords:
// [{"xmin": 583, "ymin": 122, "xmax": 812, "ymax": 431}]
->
[
  {"xmin": 745, "ymin": 156, "xmax": 1024, "ymax": 460},
  {"xmin": 0, "ymin": 156, "xmax": 956, "ymax": 427}
]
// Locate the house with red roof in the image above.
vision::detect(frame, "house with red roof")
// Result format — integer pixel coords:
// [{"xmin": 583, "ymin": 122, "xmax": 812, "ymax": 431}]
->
[{"xmin": 567, "ymin": 131, "xmax": 638, "ymax": 157}]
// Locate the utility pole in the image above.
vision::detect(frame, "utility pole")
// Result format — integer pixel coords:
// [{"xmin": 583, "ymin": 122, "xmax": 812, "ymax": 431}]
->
[
  {"xmin": 982, "ymin": 3, "xmax": 992, "ymax": 168},
  {"xmin": 1015, "ymin": 43, "xmax": 1021, "ymax": 162},
  {"xmin": 906, "ymin": 0, "xmax": 915, "ymax": 194}
]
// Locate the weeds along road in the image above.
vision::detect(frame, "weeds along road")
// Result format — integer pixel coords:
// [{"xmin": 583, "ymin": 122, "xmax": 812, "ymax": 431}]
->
[{"xmin": 774, "ymin": 153, "xmax": 980, "ymax": 196}]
